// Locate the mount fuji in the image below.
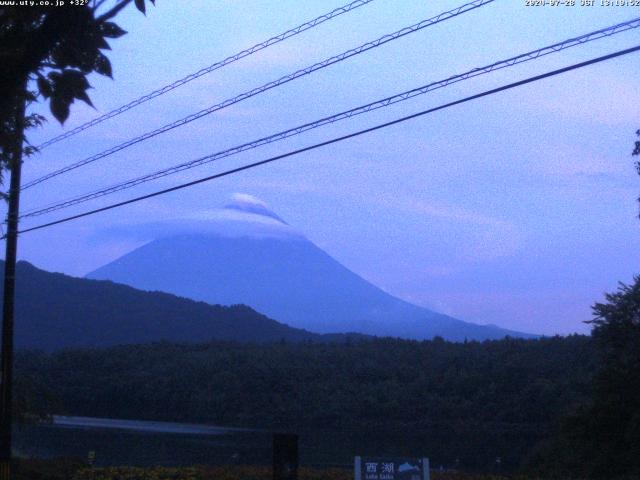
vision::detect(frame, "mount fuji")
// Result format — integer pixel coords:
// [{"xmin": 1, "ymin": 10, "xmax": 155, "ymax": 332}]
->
[{"xmin": 87, "ymin": 194, "xmax": 534, "ymax": 341}]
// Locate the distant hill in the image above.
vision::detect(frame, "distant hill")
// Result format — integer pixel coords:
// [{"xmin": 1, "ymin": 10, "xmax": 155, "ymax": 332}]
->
[
  {"xmin": 0, "ymin": 260, "xmax": 358, "ymax": 351},
  {"xmin": 88, "ymin": 194, "xmax": 535, "ymax": 341}
]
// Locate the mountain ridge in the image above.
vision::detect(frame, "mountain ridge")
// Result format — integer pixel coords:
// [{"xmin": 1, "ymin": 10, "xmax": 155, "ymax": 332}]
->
[
  {"xmin": 0, "ymin": 260, "xmax": 365, "ymax": 351},
  {"xmin": 87, "ymin": 230, "xmax": 535, "ymax": 341}
]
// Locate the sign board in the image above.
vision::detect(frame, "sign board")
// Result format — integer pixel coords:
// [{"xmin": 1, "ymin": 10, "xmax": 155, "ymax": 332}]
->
[{"xmin": 354, "ymin": 457, "xmax": 429, "ymax": 480}]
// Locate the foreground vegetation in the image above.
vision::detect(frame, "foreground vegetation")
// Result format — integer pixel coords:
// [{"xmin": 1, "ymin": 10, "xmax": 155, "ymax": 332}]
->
[{"xmin": 12, "ymin": 459, "xmax": 550, "ymax": 480}]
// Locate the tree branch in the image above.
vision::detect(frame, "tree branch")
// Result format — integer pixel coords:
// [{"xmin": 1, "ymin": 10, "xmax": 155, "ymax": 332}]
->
[{"xmin": 96, "ymin": 0, "xmax": 133, "ymax": 22}]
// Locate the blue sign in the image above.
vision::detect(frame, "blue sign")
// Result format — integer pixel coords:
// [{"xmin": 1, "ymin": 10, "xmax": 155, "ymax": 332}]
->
[{"xmin": 355, "ymin": 457, "xmax": 430, "ymax": 480}]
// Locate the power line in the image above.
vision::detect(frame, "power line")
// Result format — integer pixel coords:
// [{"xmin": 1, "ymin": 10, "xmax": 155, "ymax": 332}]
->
[
  {"xmin": 22, "ymin": 0, "xmax": 494, "ymax": 190},
  {"xmin": 20, "ymin": 17, "xmax": 640, "ymax": 219},
  {"xmin": 35, "ymin": 0, "xmax": 377, "ymax": 150},
  {"xmin": 13, "ymin": 44, "xmax": 640, "ymax": 238}
]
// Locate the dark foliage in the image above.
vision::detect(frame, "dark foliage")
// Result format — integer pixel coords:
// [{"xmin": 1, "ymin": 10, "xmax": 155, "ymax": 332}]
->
[
  {"xmin": 632, "ymin": 129, "xmax": 640, "ymax": 217},
  {"xmin": 13, "ymin": 373, "xmax": 61, "ymax": 424},
  {"xmin": 534, "ymin": 278, "xmax": 640, "ymax": 479},
  {"xmin": 13, "ymin": 457, "xmax": 86, "ymax": 480},
  {"xmin": 0, "ymin": 0, "xmax": 155, "ymax": 182},
  {"xmin": 16, "ymin": 335, "xmax": 594, "ymax": 472}
]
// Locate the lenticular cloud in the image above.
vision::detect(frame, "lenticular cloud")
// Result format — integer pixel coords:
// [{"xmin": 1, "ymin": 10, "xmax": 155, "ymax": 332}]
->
[{"xmin": 181, "ymin": 193, "xmax": 302, "ymax": 240}]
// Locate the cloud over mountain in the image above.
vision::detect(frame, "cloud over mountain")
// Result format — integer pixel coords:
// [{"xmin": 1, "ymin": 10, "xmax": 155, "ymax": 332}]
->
[{"xmin": 100, "ymin": 193, "xmax": 303, "ymax": 244}]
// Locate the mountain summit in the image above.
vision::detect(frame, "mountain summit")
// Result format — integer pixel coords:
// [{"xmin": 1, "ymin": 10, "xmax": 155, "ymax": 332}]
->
[{"xmin": 87, "ymin": 194, "xmax": 533, "ymax": 341}]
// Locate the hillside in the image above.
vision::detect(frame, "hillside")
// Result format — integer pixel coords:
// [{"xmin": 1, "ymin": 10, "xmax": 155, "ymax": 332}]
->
[{"xmin": 0, "ymin": 260, "xmax": 356, "ymax": 350}]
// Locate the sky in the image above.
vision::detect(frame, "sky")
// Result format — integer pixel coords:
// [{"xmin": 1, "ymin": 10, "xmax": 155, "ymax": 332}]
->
[{"xmin": 4, "ymin": 0, "xmax": 640, "ymax": 336}]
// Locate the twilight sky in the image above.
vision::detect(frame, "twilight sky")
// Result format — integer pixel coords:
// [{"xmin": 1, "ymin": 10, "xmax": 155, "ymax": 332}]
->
[{"xmin": 5, "ymin": 0, "xmax": 640, "ymax": 335}]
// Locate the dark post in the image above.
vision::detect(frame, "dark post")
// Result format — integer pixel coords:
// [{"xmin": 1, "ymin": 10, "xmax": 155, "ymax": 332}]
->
[
  {"xmin": 0, "ymin": 86, "xmax": 26, "ymax": 480},
  {"xmin": 273, "ymin": 433, "xmax": 298, "ymax": 480}
]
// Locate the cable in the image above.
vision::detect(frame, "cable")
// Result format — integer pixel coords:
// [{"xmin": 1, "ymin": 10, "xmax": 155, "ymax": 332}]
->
[
  {"xmin": 36, "ymin": 0, "xmax": 377, "ymax": 150},
  {"xmin": 22, "ymin": 0, "xmax": 494, "ymax": 190},
  {"xmin": 20, "ymin": 16, "xmax": 640, "ymax": 219},
  {"xmin": 26, "ymin": 0, "xmax": 492, "ymax": 189},
  {"xmin": 13, "ymin": 44, "xmax": 640, "ymax": 238}
]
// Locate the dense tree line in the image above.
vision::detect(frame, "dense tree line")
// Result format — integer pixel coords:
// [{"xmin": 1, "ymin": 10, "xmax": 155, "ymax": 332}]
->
[{"xmin": 16, "ymin": 335, "xmax": 594, "ymax": 472}]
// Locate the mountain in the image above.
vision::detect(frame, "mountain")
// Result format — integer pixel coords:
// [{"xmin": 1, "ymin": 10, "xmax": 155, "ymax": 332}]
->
[
  {"xmin": 0, "ymin": 260, "xmax": 360, "ymax": 351},
  {"xmin": 87, "ymin": 194, "xmax": 534, "ymax": 341}
]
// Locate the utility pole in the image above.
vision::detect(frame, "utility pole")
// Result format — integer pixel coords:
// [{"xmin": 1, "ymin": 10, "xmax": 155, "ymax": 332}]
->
[{"xmin": 0, "ymin": 85, "xmax": 26, "ymax": 480}]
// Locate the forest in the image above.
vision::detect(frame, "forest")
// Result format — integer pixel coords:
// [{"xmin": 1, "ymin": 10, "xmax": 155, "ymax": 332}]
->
[{"xmin": 16, "ymin": 335, "xmax": 594, "ymax": 473}]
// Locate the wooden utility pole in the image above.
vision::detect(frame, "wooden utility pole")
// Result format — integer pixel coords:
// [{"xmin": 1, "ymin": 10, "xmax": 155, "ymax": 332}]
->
[{"xmin": 0, "ymin": 86, "xmax": 26, "ymax": 480}]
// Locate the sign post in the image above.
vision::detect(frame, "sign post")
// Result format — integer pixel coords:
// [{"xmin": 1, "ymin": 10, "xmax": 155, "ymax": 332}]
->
[
  {"xmin": 354, "ymin": 457, "xmax": 429, "ymax": 480},
  {"xmin": 273, "ymin": 433, "xmax": 298, "ymax": 480}
]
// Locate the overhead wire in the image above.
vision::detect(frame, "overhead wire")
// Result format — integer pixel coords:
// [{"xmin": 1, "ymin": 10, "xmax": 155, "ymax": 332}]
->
[
  {"xmin": 19, "ymin": 16, "xmax": 640, "ymax": 219},
  {"xmin": 35, "ymin": 0, "xmax": 378, "ymax": 150},
  {"xmin": 22, "ymin": 0, "xmax": 495, "ymax": 190},
  {"xmin": 12, "ymin": 44, "xmax": 640, "ymax": 238}
]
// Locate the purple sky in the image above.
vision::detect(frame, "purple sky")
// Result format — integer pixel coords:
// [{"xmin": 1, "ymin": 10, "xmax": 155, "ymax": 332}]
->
[{"xmin": 4, "ymin": 0, "xmax": 640, "ymax": 335}]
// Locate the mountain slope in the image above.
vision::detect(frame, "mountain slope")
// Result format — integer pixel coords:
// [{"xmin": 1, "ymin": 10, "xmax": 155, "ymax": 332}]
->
[
  {"xmin": 87, "ymin": 196, "xmax": 534, "ymax": 341},
  {"xmin": 1, "ymin": 260, "xmax": 352, "ymax": 351}
]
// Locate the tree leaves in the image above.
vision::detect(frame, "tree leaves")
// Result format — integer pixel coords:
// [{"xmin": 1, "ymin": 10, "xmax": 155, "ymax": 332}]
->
[
  {"xmin": 1, "ymin": 0, "xmax": 155, "ymax": 183},
  {"xmin": 100, "ymin": 21, "xmax": 127, "ymax": 39},
  {"xmin": 94, "ymin": 52, "xmax": 112, "ymax": 78},
  {"xmin": 134, "ymin": 0, "xmax": 156, "ymax": 15},
  {"xmin": 48, "ymin": 70, "xmax": 93, "ymax": 124},
  {"xmin": 50, "ymin": 95, "xmax": 70, "ymax": 126},
  {"xmin": 134, "ymin": 0, "xmax": 146, "ymax": 14},
  {"xmin": 36, "ymin": 75, "xmax": 52, "ymax": 99},
  {"xmin": 31, "ymin": 2, "xmax": 155, "ymax": 125},
  {"xmin": 23, "ymin": 113, "xmax": 45, "ymax": 130},
  {"xmin": 30, "ymin": 9, "xmax": 138, "ymax": 123},
  {"xmin": 544, "ymin": 278, "xmax": 640, "ymax": 478}
]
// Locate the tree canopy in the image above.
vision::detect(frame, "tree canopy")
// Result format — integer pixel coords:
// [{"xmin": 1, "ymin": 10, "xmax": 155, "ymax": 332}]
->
[
  {"xmin": 0, "ymin": 0, "xmax": 155, "ymax": 182},
  {"xmin": 536, "ymin": 279, "xmax": 640, "ymax": 479}
]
